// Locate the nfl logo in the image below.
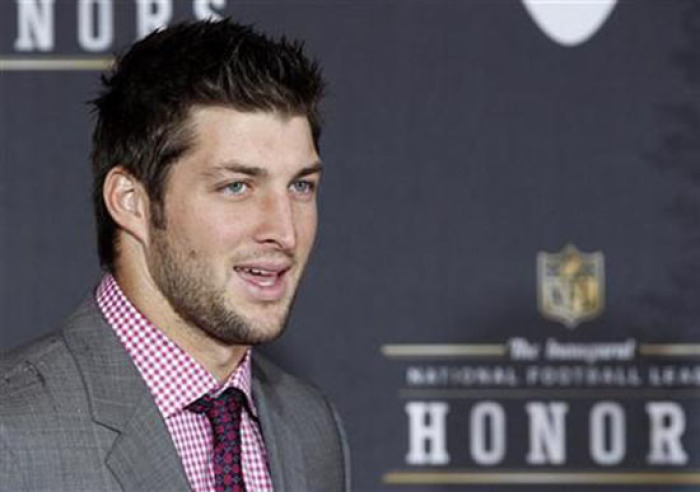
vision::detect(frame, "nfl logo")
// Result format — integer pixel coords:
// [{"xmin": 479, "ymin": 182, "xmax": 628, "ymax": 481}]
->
[{"xmin": 537, "ymin": 244, "xmax": 605, "ymax": 328}]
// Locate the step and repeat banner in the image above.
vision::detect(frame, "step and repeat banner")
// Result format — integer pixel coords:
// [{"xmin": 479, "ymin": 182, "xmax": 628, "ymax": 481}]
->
[{"xmin": 2, "ymin": 1, "xmax": 699, "ymax": 490}]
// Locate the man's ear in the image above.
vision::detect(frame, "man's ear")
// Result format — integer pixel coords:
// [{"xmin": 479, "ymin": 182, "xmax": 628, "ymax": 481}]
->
[{"xmin": 102, "ymin": 166, "xmax": 151, "ymax": 245}]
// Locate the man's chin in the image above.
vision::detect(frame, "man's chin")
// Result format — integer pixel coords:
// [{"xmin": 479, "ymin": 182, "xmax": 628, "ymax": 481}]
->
[
  {"xmin": 198, "ymin": 303, "xmax": 290, "ymax": 345},
  {"xmin": 203, "ymin": 322, "xmax": 287, "ymax": 346}
]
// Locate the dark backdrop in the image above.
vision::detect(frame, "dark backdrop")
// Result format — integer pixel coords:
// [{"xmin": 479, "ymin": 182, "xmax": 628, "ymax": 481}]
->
[{"xmin": 2, "ymin": 1, "xmax": 699, "ymax": 490}]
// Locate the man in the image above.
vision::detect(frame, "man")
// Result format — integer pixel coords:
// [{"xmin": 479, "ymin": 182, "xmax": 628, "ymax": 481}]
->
[{"xmin": 0, "ymin": 19, "xmax": 350, "ymax": 492}]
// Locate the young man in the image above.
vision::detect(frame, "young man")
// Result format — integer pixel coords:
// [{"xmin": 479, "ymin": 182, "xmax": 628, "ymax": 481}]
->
[{"xmin": 0, "ymin": 20, "xmax": 349, "ymax": 492}]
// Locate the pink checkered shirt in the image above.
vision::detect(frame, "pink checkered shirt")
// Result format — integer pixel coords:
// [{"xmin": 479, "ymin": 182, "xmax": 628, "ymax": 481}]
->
[{"xmin": 96, "ymin": 274, "xmax": 274, "ymax": 492}]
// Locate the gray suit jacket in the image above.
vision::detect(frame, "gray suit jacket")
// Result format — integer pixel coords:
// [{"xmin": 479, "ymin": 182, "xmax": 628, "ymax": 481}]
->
[{"xmin": 0, "ymin": 297, "xmax": 350, "ymax": 491}]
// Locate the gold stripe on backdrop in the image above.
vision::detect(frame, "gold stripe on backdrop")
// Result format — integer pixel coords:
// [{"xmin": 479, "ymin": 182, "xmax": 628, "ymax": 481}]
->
[
  {"xmin": 0, "ymin": 58, "xmax": 114, "ymax": 71},
  {"xmin": 639, "ymin": 344, "xmax": 700, "ymax": 357},
  {"xmin": 382, "ymin": 471, "xmax": 700, "ymax": 485},
  {"xmin": 381, "ymin": 344, "xmax": 506, "ymax": 358}
]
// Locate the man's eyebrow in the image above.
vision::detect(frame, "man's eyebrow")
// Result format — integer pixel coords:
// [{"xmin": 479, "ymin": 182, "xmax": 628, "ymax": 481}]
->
[
  {"xmin": 295, "ymin": 161, "xmax": 323, "ymax": 178},
  {"xmin": 204, "ymin": 161, "xmax": 323, "ymax": 179},
  {"xmin": 205, "ymin": 162, "xmax": 268, "ymax": 177}
]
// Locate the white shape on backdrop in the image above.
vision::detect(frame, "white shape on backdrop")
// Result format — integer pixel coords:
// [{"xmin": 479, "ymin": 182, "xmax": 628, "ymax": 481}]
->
[{"xmin": 521, "ymin": 0, "xmax": 618, "ymax": 47}]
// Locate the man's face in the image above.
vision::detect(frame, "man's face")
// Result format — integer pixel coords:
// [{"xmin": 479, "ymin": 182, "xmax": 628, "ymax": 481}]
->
[{"xmin": 146, "ymin": 106, "xmax": 321, "ymax": 345}]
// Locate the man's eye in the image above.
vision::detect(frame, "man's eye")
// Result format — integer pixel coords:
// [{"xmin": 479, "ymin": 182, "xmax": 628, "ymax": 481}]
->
[
  {"xmin": 224, "ymin": 182, "xmax": 248, "ymax": 195},
  {"xmin": 291, "ymin": 180, "xmax": 315, "ymax": 194}
]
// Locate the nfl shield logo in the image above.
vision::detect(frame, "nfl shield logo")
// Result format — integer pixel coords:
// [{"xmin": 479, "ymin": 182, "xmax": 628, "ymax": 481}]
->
[{"xmin": 537, "ymin": 244, "xmax": 605, "ymax": 328}]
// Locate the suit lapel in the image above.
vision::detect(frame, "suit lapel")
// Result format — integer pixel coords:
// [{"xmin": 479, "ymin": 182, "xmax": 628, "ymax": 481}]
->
[
  {"xmin": 62, "ymin": 297, "xmax": 190, "ymax": 491},
  {"xmin": 105, "ymin": 395, "xmax": 190, "ymax": 491},
  {"xmin": 252, "ymin": 363, "xmax": 309, "ymax": 492}
]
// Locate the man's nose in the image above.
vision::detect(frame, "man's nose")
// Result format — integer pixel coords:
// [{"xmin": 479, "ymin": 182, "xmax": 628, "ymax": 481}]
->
[{"xmin": 253, "ymin": 191, "xmax": 296, "ymax": 250}]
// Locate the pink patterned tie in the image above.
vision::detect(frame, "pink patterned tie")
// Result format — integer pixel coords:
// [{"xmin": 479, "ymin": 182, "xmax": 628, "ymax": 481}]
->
[{"xmin": 188, "ymin": 388, "xmax": 247, "ymax": 492}]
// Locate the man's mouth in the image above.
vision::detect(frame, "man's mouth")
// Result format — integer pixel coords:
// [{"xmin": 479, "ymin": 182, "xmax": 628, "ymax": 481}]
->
[
  {"xmin": 233, "ymin": 262, "xmax": 291, "ymax": 301},
  {"xmin": 234, "ymin": 266, "xmax": 284, "ymax": 287}
]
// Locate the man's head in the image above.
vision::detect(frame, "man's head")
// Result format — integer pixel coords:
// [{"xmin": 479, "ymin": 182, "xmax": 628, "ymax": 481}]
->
[{"xmin": 91, "ymin": 20, "xmax": 325, "ymax": 345}]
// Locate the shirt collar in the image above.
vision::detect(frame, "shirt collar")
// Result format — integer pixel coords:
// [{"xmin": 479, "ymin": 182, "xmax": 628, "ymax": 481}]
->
[{"xmin": 95, "ymin": 273, "xmax": 258, "ymax": 419}]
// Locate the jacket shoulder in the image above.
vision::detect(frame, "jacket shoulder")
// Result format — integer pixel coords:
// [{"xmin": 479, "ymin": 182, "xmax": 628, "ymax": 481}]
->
[
  {"xmin": 0, "ymin": 316, "xmax": 120, "ymax": 491},
  {"xmin": 1, "ymin": 332, "xmax": 69, "ymax": 393},
  {"xmin": 0, "ymin": 330, "xmax": 86, "ymax": 416},
  {"xmin": 0, "ymin": 293, "xmax": 98, "ymax": 381}
]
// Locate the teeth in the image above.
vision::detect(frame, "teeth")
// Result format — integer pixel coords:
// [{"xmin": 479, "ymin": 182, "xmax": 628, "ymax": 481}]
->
[
  {"xmin": 234, "ymin": 265, "xmax": 284, "ymax": 290},
  {"xmin": 236, "ymin": 266, "xmax": 277, "ymax": 277},
  {"xmin": 257, "ymin": 277, "xmax": 275, "ymax": 287}
]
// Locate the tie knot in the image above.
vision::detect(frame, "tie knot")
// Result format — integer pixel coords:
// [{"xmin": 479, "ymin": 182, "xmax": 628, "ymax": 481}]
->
[{"xmin": 187, "ymin": 387, "xmax": 247, "ymax": 422}]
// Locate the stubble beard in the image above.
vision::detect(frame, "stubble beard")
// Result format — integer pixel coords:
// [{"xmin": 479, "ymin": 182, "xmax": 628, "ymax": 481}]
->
[{"xmin": 148, "ymin": 226, "xmax": 293, "ymax": 346}]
